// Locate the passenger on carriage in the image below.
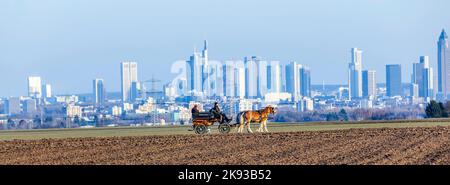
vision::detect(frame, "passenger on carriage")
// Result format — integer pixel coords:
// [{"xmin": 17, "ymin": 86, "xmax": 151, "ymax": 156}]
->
[
  {"xmin": 210, "ymin": 102, "xmax": 232, "ymax": 123},
  {"xmin": 191, "ymin": 105, "xmax": 200, "ymax": 119}
]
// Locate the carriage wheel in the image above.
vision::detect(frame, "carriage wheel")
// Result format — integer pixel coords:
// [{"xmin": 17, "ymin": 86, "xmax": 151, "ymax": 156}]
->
[
  {"xmin": 195, "ymin": 125, "xmax": 208, "ymax": 135},
  {"xmin": 218, "ymin": 123, "xmax": 231, "ymax": 134}
]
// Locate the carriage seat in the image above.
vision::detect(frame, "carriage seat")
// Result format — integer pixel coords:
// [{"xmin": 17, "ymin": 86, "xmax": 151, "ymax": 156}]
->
[{"xmin": 195, "ymin": 112, "xmax": 214, "ymax": 119}]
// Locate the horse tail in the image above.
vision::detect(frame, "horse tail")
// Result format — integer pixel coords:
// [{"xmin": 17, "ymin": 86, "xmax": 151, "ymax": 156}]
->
[{"xmin": 238, "ymin": 111, "xmax": 246, "ymax": 126}]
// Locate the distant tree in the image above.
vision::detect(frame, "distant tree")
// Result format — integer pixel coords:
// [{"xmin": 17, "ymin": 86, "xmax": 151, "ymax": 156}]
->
[
  {"xmin": 425, "ymin": 100, "xmax": 446, "ymax": 118},
  {"xmin": 73, "ymin": 115, "xmax": 81, "ymax": 124},
  {"xmin": 440, "ymin": 102, "xmax": 448, "ymax": 117},
  {"xmin": 339, "ymin": 109, "xmax": 349, "ymax": 121},
  {"xmin": 7, "ymin": 119, "xmax": 15, "ymax": 129},
  {"xmin": 326, "ymin": 112, "xmax": 339, "ymax": 121},
  {"xmin": 33, "ymin": 115, "xmax": 41, "ymax": 129},
  {"xmin": 145, "ymin": 114, "xmax": 152, "ymax": 122},
  {"xmin": 45, "ymin": 116, "xmax": 53, "ymax": 123},
  {"xmin": 444, "ymin": 101, "xmax": 450, "ymax": 116}
]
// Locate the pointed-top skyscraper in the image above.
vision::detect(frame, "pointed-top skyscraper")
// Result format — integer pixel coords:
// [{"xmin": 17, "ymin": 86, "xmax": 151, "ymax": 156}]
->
[
  {"xmin": 438, "ymin": 29, "xmax": 450, "ymax": 99},
  {"xmin": 202, "ymin": 40, "xmax": 208, "ymax": 59},
  {"xmin": 440, "ymin": 29, "xmax": 448, "ymax": 40},
  {"xmin": 201, "ymin": 40, "xmax": 212, "ymax": 96},
  {"xmin": 187, "ymin": 40, "xmax": 210, "ymax": 97}
]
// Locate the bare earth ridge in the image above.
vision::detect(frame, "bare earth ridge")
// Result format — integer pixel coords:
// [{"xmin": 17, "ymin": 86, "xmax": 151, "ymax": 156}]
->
[{"xmin": 1, "ymin": 126, "xmax": 450, "ymax": 165}]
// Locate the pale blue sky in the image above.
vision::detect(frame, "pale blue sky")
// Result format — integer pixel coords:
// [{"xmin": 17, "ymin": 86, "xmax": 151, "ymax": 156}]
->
[{"xmin": 0, "ymin": 0, "xmax": 449, "ymax": 97}]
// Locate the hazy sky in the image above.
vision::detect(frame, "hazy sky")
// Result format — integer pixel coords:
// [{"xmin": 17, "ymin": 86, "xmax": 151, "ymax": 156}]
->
[{"xmin": 1, "ymin": 0, "xmax": 449, "ymax": 97}]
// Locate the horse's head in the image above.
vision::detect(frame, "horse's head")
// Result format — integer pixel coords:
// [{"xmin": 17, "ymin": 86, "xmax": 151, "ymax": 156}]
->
[{"xmin": 266, "ymin": 106, "xmax": 277, "ymax": 115}]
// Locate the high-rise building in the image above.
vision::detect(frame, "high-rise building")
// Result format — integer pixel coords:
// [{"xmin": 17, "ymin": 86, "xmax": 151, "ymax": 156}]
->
[
  {"xmin": 223, "ymin": 63, "xmax": 235, "ymax": 97},
  {"xmin": 208, "ymin": 63, "xmax": 223, "ymax": 97},
  {"xmin": 42, "ymin": 84, "xmax": 52, "ymax": 98},
  {"xmin": 437, "ymin": 29, "xmax": 450, "ymax": 99},
  {"xmin": 24, "ymin": 99, "xmax": 37, "ymax": 114},
  {"xmin": 121, "ymin": 62, "xmax": 138, "ymax": 102},
  {"xmin": 296, "ymin": 97, "xmax": 314, "ymax": 112},
  {"xmin": 286, "ymin": 62, "xmax": 301, "ymax": 101},
  {"xmin": 93, "ymin": 79, "xmax": 106, "ymax": 105},
  {"xmin": 254, "ymin": 57, "xmax": 267, "ymax": 98},
  {"xmin": 362, "ymin": 70, "xmax": 376, "ymax": 98},
  {"xmin": 411, "ymin": 83, "xmax": 419, "ymax": 98},
  {"xmin": 235, "ymin": 63, "xmax": 246, "ymax": 98},
  {"xmin": 163, "ymin": 83, "xmax": 177, "ymax": 99},
  {"xmin": 5, "ymin": 97, "xmax": 21, "ymax": 115},
  {"xmin": 280, "ymin": 64, "xmax": 287, "ymax": 92},
  {"xmin": 348, "ymin": 48, "xmax": 363, "ymax": 100},
  {"xmin": 386, "ymin": 64, "xmax": 402, "ymax": 97},
  {"xmin": 186, "ymin": 41, "xmax": 208, "ymax": 97},
  {"xmin": 28, "ymin": 76, "xmax": 42, "ymax": 99},
  {"xmin": 412, "ymin": 56, "xmax": 433, "ymax": 99},
  {"xmin": 201, "ymin": 40, "xmax": 211, "ymax": 96},
  {"xmin": 130, "ymin": 81, "xmax": 141, "ymax": 101},
  {"xmin": 245, "ymin": 56, "xmax": 258, "ymax": 99},
  {"xmin": 267, "ymin": 63, "xmax": 282, "ymax": 94},
  {"xmin": 187, "ymin": 52, "xmax": 203, "ymax": 94},
  {"xmin": 300, "ymin": 67, "xmax": 311, "ymax": 97}
]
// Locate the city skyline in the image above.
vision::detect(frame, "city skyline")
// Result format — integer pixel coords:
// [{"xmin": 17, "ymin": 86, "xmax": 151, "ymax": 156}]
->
[{"xmin": 1, "ymin": 0, "xmax": 450, "ymax": 97}]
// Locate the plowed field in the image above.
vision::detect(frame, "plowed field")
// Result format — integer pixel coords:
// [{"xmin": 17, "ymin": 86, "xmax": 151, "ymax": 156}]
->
[{"xmin": 1, "ymin": 126, "xmax": 449, "ymax": 165}]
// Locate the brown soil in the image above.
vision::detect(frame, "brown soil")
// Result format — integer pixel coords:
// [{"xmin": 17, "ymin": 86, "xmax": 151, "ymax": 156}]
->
[{"xmin": 1, "ymin": 126, "xmax": 450, "ymax": 165}]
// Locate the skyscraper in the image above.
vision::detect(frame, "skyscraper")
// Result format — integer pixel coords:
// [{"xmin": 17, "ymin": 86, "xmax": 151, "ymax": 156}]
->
[
  {"xmin": 186, "ymin": 41, "xmax": 208, "ymax": 96},
  {"xmin": 348, "ymin": 48, "xmax": 363, "ymax": 100},
  {"xmin": 362, "ymin": 70, "xmax": 376, "ymax": 99},
  {"xmin": 245, "ymin": 56, "xmax": 258, "ymax": 99},
  {"xmin": 267, "ymin": 63, "xmax": 282, "ymax": 94},
  {"xmin": 131, "ymin": 81, "xmax": 140, "ymax": 101},
  {"xmin": 300, "ymin": 67, "xmax": 311, "ymax": 97},
  {"xmin": 412, "ymin": 56, "xmax": 433, "ymax": 99},
  {"xmin": 235, "ymin": 63, "xmax": 246, "ymax": 99},
  {"xmin": 24, "ymin": 99, "xmax": 37, "ymax": 114},
  {"xmin": 121, "ymin": 62, "xmax": 138, "ymax": 102},
  {"xmin": 5, "ymin": 97, "xmax": 21, "ymax": 115},
  {"xmin": 223, "ymin": 63, "xmax": 235, "ymax": 97},
  {"xmin": 255, "ymin": 57, "xmax": 267, "ymax": 98},
  {"xmin": 28, "ymin": 76, "xmax": 42, "ymax": 99},
  {"xmin": 42, "ymin": 84, "xmax": 52, "ymax": 98},
  {"xmin": 411, "ymin": 83, "xmax": 419, "ymax": 99},
  {"xmin": 187, "ymin": 51, "xmax": 203, "ymax": 95},
  {"xmin": 386, "ymin": 64, "xmax": 402, "ymax": 97},
  {"xmin": 201, "ymin": 40, "xmax": 211, "ymax": 96},
  {"xmin": 286, "ymin": 62, "xmax": 301, "ymax": 101},
  {"xmin": 208, "ymin": 63, "xmax": 223, "ymax": 97},
  {"xmin": 93, "ymin": 79, "xmax": 106, "ymax": 105},
  {"xmin": 437, "ymin": 29, "xmax": 450, "ymax": 99}
]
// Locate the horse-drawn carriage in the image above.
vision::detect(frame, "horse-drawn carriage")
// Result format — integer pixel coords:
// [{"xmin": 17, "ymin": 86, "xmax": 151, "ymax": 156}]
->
[
  {"xmin": 190, "ymin": 106, "xmax": 277, "ymax": 135},
  {"xmin": 191, "ymin": 112, "xmax": 235, "ymax": 135}
]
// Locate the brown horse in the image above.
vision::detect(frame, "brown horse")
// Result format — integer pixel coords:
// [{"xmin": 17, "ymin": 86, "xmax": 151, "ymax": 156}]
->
[{"xmin": 237, "ymin": 106, "xmax": 277, "ymax": 133}]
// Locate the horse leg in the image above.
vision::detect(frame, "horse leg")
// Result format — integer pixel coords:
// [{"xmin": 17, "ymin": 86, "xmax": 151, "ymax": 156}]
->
[
  {"xmin": 264, "ymin": 121, "xmax": 269, "ymax": 132},
  {"xmin": 237, "ymin": 113, "xmax": 245, "ymax": 133},
  {"xmin": 246, "ymin": 121, "xmax": 253, "ymax": 133},
  {"xmin": 257, "ymin": 123, "xmax": 263, "ymax": 133}
]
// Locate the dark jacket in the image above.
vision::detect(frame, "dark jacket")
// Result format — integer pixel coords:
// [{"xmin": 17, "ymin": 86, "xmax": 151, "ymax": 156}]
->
[
  {"xmin": 212, "ymin": 105, "xmax": 221, "ymax": 113},
  {"xmin": 191, "ymin": 107, "xmax": 200, "ymax": 118}
]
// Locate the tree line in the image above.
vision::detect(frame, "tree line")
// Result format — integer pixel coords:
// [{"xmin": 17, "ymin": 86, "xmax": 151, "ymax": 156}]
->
[
  {"xmin": 425, "ymin": 100, "xmax": 450, "ymax": 118},
  {"xmin": 274, "ymin": 106, "xmax": 424, "ymax": 123}
]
